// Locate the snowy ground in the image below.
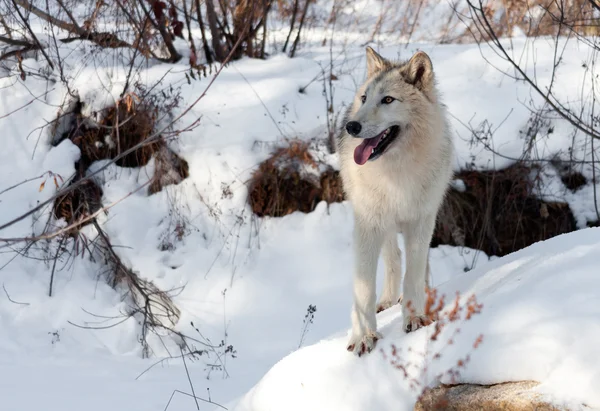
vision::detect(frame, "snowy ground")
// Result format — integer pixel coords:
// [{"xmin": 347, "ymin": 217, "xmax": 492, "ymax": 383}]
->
[
  {"xmin": 1, "ymin": 2, "xmax": 600, "ymax": 410},
  {"xmin": 235, "ymin": 227, "xmax": 600, "ymax": 411}
]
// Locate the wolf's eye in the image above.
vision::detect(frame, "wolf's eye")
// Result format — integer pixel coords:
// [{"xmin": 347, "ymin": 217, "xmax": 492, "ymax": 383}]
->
[
  {"xmin": 361, "ymin": 95, "xmax": 366, "ymax": 104},
  {"xmin": 381, "ymin": 96, "xmax": 395, "ymax": 104}
]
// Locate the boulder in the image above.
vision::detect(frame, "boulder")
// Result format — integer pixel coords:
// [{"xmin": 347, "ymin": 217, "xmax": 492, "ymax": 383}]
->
[{"xmin": 415, "ymin": 381, "xmax": 562, "ymax": 411}]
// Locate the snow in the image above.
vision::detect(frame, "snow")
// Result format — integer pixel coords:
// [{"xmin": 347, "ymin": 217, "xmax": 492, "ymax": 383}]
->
[
  {"xmin": 1, "ymin": 1, "xmax": 600, "ymax": 410},
  {"xmin": 235, "ymin": 227, "xmax": 600, "ymax": 411}
]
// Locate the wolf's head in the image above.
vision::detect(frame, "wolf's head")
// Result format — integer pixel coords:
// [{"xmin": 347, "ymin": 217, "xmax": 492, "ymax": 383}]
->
[{"xmin": 344, "ymin": 47, "xmax": 438, "ymax": 166}]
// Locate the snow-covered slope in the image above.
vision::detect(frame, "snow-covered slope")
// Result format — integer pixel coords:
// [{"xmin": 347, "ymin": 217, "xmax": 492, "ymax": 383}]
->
[{"xmin": 234, "ymin": 227, "xmax": 600, "ymax": 411}]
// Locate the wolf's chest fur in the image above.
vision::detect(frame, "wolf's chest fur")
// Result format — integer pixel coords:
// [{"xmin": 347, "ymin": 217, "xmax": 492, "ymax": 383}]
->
[{"xmin": 340, "ymin": 153, "xmax": 437, "ymax": 225}]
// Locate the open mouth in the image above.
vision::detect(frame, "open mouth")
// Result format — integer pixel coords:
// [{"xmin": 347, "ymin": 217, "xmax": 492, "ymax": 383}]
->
[{"xmin": 353, "ymin": 125, "xmax": 400, "ymax": 165}]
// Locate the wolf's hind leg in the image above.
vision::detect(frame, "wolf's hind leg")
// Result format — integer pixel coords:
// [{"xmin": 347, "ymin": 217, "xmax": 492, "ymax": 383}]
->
[
  {"xmin": 402, "ymin": 215, "xmax": 436, "ymax": 333},
  {"xmin": 376, "ymin": 232, "xmax": 402, "ymax": 313}
]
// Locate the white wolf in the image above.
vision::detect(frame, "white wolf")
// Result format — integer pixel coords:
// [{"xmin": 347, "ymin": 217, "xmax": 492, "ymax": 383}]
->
[{"xmin": 337, "ymin": 47, "xmax": 454, "ymax": 356}]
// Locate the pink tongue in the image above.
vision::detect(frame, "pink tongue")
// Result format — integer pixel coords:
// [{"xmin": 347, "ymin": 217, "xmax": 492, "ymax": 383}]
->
[{"xmin": 354, "ymin": 137, "xmax": 382, "ymax": 165}]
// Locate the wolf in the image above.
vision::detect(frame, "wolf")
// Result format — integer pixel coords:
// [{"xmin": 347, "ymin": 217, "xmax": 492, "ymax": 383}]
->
[{"xmin": 337, "ymin": 47, "xmax": 454, "ymax": 356}]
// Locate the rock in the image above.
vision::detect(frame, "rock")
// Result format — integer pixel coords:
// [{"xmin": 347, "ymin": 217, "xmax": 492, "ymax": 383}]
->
[{"xmin": 415, "ymin": 381, "xmax": 563, "ymax": 411}]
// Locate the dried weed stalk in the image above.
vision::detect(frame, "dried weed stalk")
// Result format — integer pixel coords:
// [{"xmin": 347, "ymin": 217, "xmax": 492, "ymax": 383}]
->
[{"xmin": 382, "ymin": 288, "xmax": 484, "ymax": 408}]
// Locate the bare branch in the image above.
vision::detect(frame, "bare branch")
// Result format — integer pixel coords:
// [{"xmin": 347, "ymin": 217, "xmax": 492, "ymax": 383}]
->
[
  {"xmin": 10, "ymin": 0, "xmax": 54, "ymax": 69},
  {"xmin": 463, "ymin": 0, "xmax": 600, "ymax": 141},
  {"xmin": 2, "ymin": 283, "xmax": 30, "ymax": 306},
  {"xmin": 0, "ymin": 22, "xmax": 248, "ymax": 240}
]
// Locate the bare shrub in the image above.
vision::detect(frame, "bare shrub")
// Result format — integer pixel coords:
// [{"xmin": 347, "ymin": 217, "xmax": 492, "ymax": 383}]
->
[
  {"xmin": 91, "ymin": 219, "xmax": 181, "ymax": 358},
  {"xmin": 202, "ymin": 0, "xmax": 274, "ymax": 61},
  {"xmin": 469, "ymin": 0, "xmax": 599, "ymax": 39},
  {"xmin": 459, "ymin": 0, "xmax": 600, "ymax": 225}
]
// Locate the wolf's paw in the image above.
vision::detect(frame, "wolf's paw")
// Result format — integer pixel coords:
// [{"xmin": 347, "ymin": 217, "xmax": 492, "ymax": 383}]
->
[
  {"xmin": 346, "ymin": 331, "xmax": 382, "ymax": 357},
  {"xmin": 403, "ymin": 314, "xmax": 432, "ymax": 333},
  {"xmin": 376, "ymin": 301, "xmax": 393, "ymax": 313},
  {"xmin": 376, "ymin": 294, "xmax": 403, "ymax": 313}
]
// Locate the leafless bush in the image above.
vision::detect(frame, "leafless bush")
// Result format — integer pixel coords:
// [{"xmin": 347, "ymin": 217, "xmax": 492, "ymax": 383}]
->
[
  {"xmin": 457, "ymin": 0, "xmax": 600, "ymax": 225},
  {"xmin": 464, "ymin": 0, "xmax": 600, "ymax": 40},
  {"xmin": 0, "ymin": 0, "xmax": 247, "ymax": 361},
  {"xmin": 0, "ymin": 0, "xmax": 295, "ymax": 67}
]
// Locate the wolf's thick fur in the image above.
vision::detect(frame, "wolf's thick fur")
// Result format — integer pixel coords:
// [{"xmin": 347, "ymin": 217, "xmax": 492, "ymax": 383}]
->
[{"xmin": 337, "ymin": 48, "xmax": 454, "ymax": 356}]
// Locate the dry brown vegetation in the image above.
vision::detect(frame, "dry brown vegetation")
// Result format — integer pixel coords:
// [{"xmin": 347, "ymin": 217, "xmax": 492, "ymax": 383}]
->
[
  {"xmin": 432, "ymin": 165, "xmax": 576, "ymax": 257},
  {"xmin": 475, "ymin": 0, "xmax": 600, "ymax": 38},
  {"xmin": 249, "ymin": 145, "xmax": 579, "ymax": 257},
  {"xmin": 249, "ymin": 140, "xmax": 343, "ymax": 217},
  {"xmin": 51, "ymin": 94, "xmax": 189, "ymax": 233},
  {"xmin": 46, "ymin": 93, "xmax": 192, "ymax": 355},
  {"xmin": 382, "ymin": 288, "xmax": 484, "ymax": 408}
]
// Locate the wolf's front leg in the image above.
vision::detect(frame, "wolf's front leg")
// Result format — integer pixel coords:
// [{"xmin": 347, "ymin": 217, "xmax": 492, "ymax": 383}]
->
[
  {"xmin": 402, "ymin": 215, "xmax": 436, "ymax": 333},
  {"xmin": 347, "ymin": 221, "xmax": 384, "ymax": 356}
]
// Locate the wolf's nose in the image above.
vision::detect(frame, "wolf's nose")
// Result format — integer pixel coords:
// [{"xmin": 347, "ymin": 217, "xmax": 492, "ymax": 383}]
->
[{"xmin": 346, "ymin": 121, "xmax": 362, "ymax": 136}]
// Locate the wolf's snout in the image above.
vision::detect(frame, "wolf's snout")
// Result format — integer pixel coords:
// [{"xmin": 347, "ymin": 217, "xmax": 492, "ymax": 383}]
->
[{"xmin": 346, "ymin": 121, "xmax": 362, "ymax": 136}]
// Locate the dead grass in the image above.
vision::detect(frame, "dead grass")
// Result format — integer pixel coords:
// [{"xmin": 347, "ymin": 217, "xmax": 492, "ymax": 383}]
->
[
  {"xmin": 383, "ymin": 288, "xmax": 484, "ymax": 407},
  {"xmin": 68, "ymin": 98, "xmax": 162, "ymax": 169},
  {"xmin": 52, "ymin": 179, "xmax": 103, "ymax": 236},
  {"xmin": 248, "ymin": 140, "xmax": 343, "ymax": 217},
  {"xmin": 52, "ymin": 96, "xmax": 189, "ymax": 232},
  {"xmin": 433, "ymin": 165, "xmax": 577, "ymax": 257}
]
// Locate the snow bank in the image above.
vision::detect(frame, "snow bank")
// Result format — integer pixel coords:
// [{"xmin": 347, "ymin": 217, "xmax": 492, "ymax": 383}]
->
[{"xmin": 234, "ymin": 228, "xmax": 600, "ymax": 411}]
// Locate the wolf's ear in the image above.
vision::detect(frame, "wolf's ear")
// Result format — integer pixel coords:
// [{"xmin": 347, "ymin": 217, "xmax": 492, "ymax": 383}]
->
[
  {"xmin": 405, "ymin": 51, "xmax": 433, "ymax": 91},
  {"xmin": 366, "ymin": 47, "xmax": 388, "ymax": 77}
]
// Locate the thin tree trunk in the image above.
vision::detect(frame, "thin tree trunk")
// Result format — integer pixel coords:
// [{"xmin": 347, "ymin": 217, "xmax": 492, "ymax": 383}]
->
[
  {"xmin": 289, "ymin": 0, "xmax": 310, "ymax": 58},
  {"xmin": 259, "ymin": 0, "xmax": 272, "ymax": 58},
  {"xmin": 137, "ymin": 0, "xmax": 182, "ymax": 62},
  {"xmin": 205, "ymin": 0, "xmax": 225, "ymax": 61},
  {"xmin": 282, "ymin": 0, "xmax": 299, "ymax": 52},
  {"xmin": 194, "ymin": 0, "xmax": 213, "ymax": 64},
  {"xmin": 260, "ymin": 6, "xmax": 268, "ymax": 58},
  {"xmin": 181, "ymin": 0, "xmax": 197, "ymax": 65}
]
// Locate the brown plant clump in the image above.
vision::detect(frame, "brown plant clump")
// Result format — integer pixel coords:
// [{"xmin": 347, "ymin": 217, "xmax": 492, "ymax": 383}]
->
[
  {"xmin": 53, "ymin": 179, "xmax": 103, "ymax": 237},
  {"xmin": 52, "ymin": 95, "xmax": 189, "ymax": 232},
  {"xmin": 69, "ymin": 96, "xmax": 163, "ymax": 170},
  {"xmin": 432, "ymin": 165, "xmax": 576, "ymax": 257},
  {"xmin": 248, "ymin": 140, "xmax": 344, "ymax": 217}
]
